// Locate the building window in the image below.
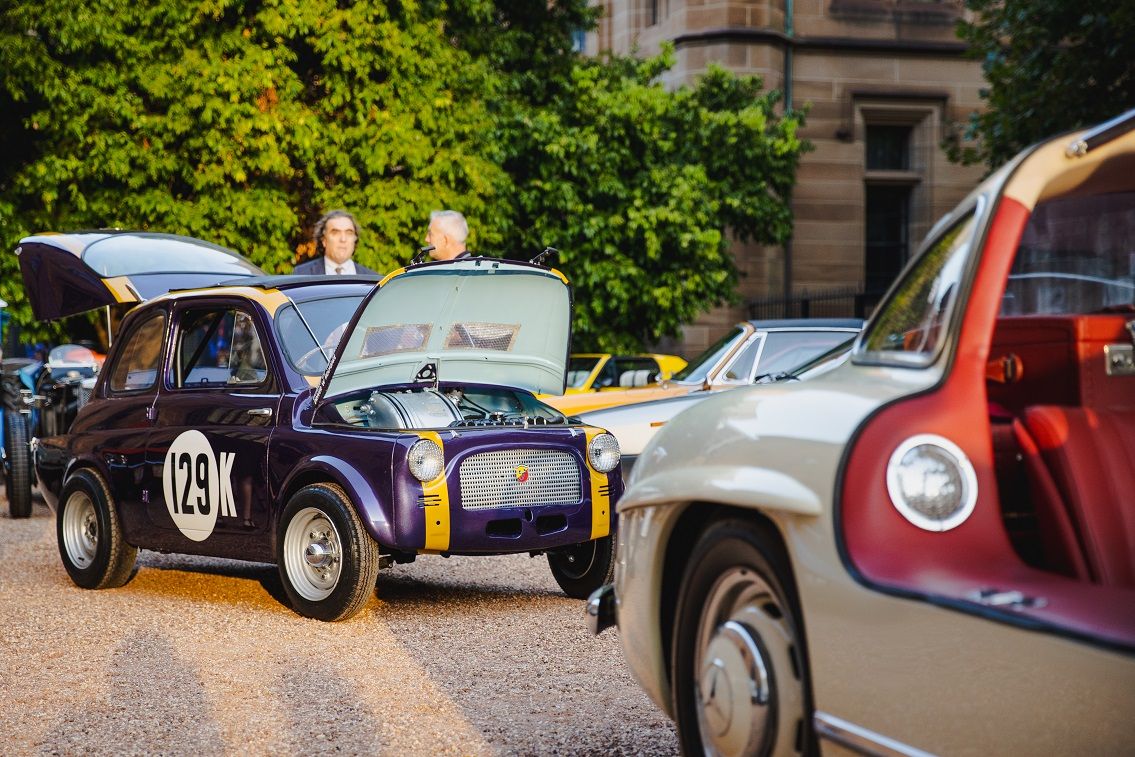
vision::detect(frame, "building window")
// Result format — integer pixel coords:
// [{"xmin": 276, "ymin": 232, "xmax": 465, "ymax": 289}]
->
[
  {"xmin": 648, "ymin": 0, "xmax": 659, "ymax": 26},
  {"xmin": 867, "ymin": 125, "xmax": 911, "ymax": 170},
  {"xmin": 865, "ymin": 184, "xmax": 911, "ymax": 293},
  {"xmin": 860, "ymin": 113, "xmax": 929, "ymax": 295},
  {"xmin": 571, "ymin": 29, "xmax": 586, "ymax": 52},
  {"xmin": 865, "ymin": 124, "xmax": 915, "ymax": 292},
  {"xmin": 829, "ymin": 0, "xmax": 959, "ymax": 26}
]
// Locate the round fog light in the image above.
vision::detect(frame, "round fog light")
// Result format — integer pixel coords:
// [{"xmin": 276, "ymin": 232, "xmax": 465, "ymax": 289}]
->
[
  {"xmin": 587, "ymin": 433, "xmax": 620, "ymax": 473},
  {"xmin": 408, "ymin": 439, "xmax": 445, "ymax": 482},
  {"xmin": 886, "ymin": 434, "xmax": 977, "ymax": 532}
]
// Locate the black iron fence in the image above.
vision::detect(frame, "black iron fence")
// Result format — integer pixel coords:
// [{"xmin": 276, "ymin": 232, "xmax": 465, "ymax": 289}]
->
[{"xmin": 747, "ymin": 286, "xmax": 886, "ymax": 321}]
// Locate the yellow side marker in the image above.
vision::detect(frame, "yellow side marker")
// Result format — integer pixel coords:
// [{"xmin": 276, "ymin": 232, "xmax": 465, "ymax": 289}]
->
[{"xmin": 416, "ymin": 431, "xmax": 450, "ymax": 551}]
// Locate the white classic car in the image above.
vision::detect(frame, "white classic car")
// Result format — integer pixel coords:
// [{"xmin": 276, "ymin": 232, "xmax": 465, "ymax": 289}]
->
[
  {"xmin": 578, "ymin": 337, "xmax": 856, "ymax": 473},
  {"xmin": 590, "ymin": 111, "xmax": 1135, "ymax": 755}
]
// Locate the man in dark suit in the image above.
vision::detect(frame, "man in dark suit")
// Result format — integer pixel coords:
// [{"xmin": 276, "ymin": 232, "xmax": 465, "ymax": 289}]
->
[
  {"xmin": 425, "ymin": 210, "xmax": 472, "ymax": 261},
  {"xmin": 293, "ymin": 209, "xmax": 377, "ymax": 275}
]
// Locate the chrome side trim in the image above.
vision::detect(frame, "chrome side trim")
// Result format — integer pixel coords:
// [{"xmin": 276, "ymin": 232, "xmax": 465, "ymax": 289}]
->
[{"xmin": 814, "ymin": 712, "xmax": 936, "ymax": 757}]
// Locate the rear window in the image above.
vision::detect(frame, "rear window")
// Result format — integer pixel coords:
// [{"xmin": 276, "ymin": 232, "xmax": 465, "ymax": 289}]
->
[{"xmin": 109, "ymin": 311, "xmax": 166, "ymax": 392}]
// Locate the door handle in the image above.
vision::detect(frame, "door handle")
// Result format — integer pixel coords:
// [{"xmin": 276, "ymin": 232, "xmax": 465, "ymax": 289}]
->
[{"xmin": 247, "ymin": 408, "xmax": 273, "ymax": 417}]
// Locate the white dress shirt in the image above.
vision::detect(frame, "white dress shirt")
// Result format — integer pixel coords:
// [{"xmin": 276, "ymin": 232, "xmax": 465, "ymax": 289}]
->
[{"xmin": 323, "ymin": 258, "xmax": 357, "ymax": 275}]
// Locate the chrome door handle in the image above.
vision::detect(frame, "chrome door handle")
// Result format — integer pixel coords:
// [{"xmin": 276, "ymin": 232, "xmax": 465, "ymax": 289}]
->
[{"xmin": 247, "ymin": 408, "xmax": 273, "ymax": 417}]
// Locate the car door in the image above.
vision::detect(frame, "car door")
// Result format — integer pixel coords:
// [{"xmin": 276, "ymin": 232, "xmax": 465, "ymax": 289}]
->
[
  {"xmin": 141, "ymin": 299, "xmax": 280, "ymax": 558},
  {"xmin": 87, "ymin": 308, "xmax": 168, "ymax": 542}
]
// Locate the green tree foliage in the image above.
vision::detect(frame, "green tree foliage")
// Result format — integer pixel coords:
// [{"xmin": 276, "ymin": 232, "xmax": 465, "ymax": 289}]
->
[
  {"xmin": 0, "ymin": 0, "xmax": 509, "ymax": 337},
  {"xmin": 951, "ymin": 0, "xmax": 1135, "ymax": 168},
  {"xmin": 1, "ymin": 0, "xmax": 804, "ymax": 353},
  {"xmin": 499, "ymin": 51, "xmax": 803, "ymax": 351},
  {"xmin": 441, "ymin": 2, "xmax": 805, "ymax": 350}
]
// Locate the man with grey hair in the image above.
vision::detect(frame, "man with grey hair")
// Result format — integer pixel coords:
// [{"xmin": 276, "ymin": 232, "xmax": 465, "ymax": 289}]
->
[
  {"xmin": 424, "ymin": 210, "xmax": 472, "ymax": 261},
  {"xmin": 293, "ymin": 209, "xmax": 377, "ymax": 275}
]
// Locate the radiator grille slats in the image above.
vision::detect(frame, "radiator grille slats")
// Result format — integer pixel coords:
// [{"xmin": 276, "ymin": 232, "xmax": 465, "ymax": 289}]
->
[{"xmin": 459, "ymin": 449, "xmax": 581, "ymax": 510}]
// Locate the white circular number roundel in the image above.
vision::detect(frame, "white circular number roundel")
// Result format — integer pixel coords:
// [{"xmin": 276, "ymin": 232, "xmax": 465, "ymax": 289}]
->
[{"xmin": 163, "ymin": 430, "xmax": 221, "ymax": 541}]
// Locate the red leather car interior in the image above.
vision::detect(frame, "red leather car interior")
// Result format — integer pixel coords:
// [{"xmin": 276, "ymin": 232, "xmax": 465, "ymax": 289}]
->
[
  {"xmin": 1017, "ymin": 406, "xmax": 1135, "ymax": 588},
  {"xmin": 987, "ymin": 315, "xmax": 1134, "ymax": 414},
  {"xmin": 991, "ymin": 314, "xmax": 1135, "ymax": 587}
]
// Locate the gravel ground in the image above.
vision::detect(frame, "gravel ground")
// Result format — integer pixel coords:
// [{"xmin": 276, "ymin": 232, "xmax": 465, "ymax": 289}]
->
[{"xmin": 0, "ymin": 494, "xmax": 678, "ymax": 756}]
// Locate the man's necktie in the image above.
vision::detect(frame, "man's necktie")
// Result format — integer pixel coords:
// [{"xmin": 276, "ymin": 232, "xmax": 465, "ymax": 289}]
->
[{"xmin": 335, "ymin": 266, "xmax": 344, "ymax": 275}]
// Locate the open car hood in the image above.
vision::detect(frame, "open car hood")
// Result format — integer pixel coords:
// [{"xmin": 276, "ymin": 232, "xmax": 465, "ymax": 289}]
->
[
  {"xmin": 321, "ymin": 258, "xmax": 571, "ymax": 399},
  {"xmin": 16, "ymin": 231, "xmax": 264, "ymax": 320}
]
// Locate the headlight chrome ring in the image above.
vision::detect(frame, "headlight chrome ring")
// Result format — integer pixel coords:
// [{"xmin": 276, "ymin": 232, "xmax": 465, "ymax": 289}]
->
[
  {"xmin": 886, "ymin": 434, "xmax": 977, "ymax": 532},
  {"xmin": 587, "ymin": 432, "xmax": 621, "ymax": 473},
  {"xmin": 408, "ymin": 438, "xmax": 445, "ymax": 482}
]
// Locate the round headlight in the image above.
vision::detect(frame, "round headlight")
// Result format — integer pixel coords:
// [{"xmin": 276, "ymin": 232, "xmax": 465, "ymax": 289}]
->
[
  {"xmin": 886, "ymin": 434, "xmax": 977, "ymax": 532},
  {"xmin": 408, "ymin": 439, "xmax": 445, "ymax": 482},
  {"xmin": 587, "ymin": 433, "xmax": 621, "ymax": 473}
]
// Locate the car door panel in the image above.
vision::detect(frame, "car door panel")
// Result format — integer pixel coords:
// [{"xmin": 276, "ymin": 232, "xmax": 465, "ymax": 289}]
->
[{"xmin": 141, "ymin": 303, "xmax": 278, "ymax": 560}]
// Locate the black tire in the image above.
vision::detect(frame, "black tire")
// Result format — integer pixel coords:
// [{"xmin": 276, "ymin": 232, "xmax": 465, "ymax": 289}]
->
[
  {"xmin": 670, "ymin": 519, "xmax": 814, "ymax": 757},
  {"xmin": 277, "ymin": 483, "xmax": 380, "ymax": 622},
  {"xmin": 547, "ymin": 535, "xmax": 616, "ymax": 599},
  {"xmin": 4, "ymin": 411, "xmax": 33, "ymax": 518},
  {"xmin": 57, "ymin": 469, "xmax": 137, "ymax": 589},
  {"xmin": 0, "ymin": 360, "xmax": 33, "ymax": 413}
]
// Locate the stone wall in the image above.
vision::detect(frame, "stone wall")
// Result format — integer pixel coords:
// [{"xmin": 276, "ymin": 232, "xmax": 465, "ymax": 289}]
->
[{"xmin": 589, "ymin": 0, "xmax": 987, "ymax": 357}]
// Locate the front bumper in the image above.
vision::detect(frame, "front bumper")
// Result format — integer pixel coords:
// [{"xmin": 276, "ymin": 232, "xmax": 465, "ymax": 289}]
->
[
  {"xmin": 586, "ymin": 583, "xmax": 617, "ymax": 635},
  {"xmin": 605, "ymin": 504, "xmax": 686, "ymax": 718}
]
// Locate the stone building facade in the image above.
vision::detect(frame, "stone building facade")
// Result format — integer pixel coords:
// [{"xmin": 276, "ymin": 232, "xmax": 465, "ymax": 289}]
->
[{"xmin": 587, "ymin": 0, "xmax": 988, "ymax": 356}]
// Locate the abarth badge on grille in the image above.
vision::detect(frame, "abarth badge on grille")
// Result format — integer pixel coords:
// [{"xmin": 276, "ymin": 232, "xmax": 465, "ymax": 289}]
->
[{"xmin": 515, "ymin": 465, "xmax": 529, "ymax": 483}]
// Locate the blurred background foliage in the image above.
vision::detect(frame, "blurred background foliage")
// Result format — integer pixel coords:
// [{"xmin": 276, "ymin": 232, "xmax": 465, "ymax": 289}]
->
[
  {"xmin": 0, "ymin": 0, "xmax": 804, "ymax": 352},
  {"xmin": 950, "ymin": 0, "xmax": 1135, "ymax": 168}
]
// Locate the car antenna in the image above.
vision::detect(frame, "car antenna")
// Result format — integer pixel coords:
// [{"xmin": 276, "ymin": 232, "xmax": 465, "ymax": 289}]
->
[
  {"xmin": 411, "ymin": 245, "xmax": 434, "ymax": 265},
  {"xmin": 529, "ymin": 247, "xmax": 558, "ymax": 266}
]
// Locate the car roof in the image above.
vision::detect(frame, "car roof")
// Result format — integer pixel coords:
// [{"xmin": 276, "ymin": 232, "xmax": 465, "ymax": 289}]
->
[
  {"xmin": 745, "ymin": 318, "xmax": 864, "ymax": 331},
  {"xmin": 167, "ymin": 274, "xmax": 380, "ymax": 304}
]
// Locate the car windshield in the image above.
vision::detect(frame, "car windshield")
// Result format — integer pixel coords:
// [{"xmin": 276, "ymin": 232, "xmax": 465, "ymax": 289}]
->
[
  {"xmin": 757, "ymin": 336, "xmax": 857, "ymax": 383},
  {"xmin": 858, "ymin": 209, "xmax": 977, "ymax": 366},
  {"xmin": 276, "ymin": 295, "xmax": 366, "ymax": 375},
  {"xmin": 1001, "ymin": 192, "xmax": 1135, "ymax": 315},
  {"xmin": 566, "ymin": 356, "xmax": 602, "ymax": 388},
  {"xmin": 672, "ymin": 326, "xmax": 746, "ymax": 383}
]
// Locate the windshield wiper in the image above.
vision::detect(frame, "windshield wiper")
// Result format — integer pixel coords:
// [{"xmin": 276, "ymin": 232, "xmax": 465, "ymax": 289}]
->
[{"xmin": 754, "ymin": 371, "xmax": 800, "ymax": 384}]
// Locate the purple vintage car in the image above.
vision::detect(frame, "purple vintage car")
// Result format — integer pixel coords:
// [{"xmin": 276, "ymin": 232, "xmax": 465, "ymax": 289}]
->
[{"xmin": 26, "ymin": 234, "xmax": 621, "ymax": 621}]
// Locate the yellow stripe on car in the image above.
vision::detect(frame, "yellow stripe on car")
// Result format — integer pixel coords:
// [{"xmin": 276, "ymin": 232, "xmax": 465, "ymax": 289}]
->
[
  {"xmin": 379, "ymin": 267, "xmax": 406, "ymax": 287},
  {"xmin": 153, "ymin": 286, "xmax": 292, "ymax": 315},
  {"xmin": 547, "ymin": 267, "xmax": 570, "ymax": 285},
  {"xmin": 584, "ymin": 428, "xmax": 612, "ymax": 540},
  {"xmin": 102, "ymin": 276, "xmax": 141, "ymax": 303},
  {"xmin": 416, "ymin": 431, "xmax": 451, "ymax": 551}
]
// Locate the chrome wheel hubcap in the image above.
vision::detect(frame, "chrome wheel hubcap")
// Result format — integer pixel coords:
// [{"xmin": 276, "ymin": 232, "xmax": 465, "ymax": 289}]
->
[
  {"xmin": 284, "ymin": 507, "xmax": 342, "ymax": 601},
  {"xmin": 62, "ymin": 492, "xmax": 98, "ymax": 569},
  {"xmin": 694, "ymin": 567, "xmax": 804, "ymax": 757}
]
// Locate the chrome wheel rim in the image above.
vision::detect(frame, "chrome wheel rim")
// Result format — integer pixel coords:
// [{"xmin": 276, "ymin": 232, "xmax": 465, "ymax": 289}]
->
[
  {"xmin": 62, "ymin": 491, "xmax": 98, "ymax": 569},
  {"xmin": 283, "ymin": 507, "xmax": 343, "ymax": 601},
  {"xmin": 693, "ymin": 567, "xmax": 804, "ymax": 757}
]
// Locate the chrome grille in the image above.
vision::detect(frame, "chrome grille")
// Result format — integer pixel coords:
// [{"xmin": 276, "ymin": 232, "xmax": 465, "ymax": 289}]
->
[{"xmin": 459, "ymin": 449, "xmax": 581, "ymax": 510}]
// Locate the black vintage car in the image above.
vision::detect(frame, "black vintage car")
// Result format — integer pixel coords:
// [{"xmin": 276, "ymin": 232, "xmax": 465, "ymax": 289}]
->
[
  {"xmin": 2, "ymin": 348, "xmax": 101, "ymax": 517},
  {"xmin": 3, "ymin": 231, "xmax": 265, "ymax": 516}
]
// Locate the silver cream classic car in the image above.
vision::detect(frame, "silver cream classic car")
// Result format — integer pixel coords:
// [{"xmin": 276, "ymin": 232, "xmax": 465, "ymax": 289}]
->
[{"xmin": 590, "ymin": 112, "xmax": 1135, "ymax": 755}]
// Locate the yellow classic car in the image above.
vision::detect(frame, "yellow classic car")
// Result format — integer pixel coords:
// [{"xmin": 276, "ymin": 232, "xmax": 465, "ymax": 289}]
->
[
  {"xmin": 558, "ymin": 353, "xmax": 686, "ymax": 394},
  {"xmin": 544, "ymin": 321, "xmax": 861, "ymax": 415}
]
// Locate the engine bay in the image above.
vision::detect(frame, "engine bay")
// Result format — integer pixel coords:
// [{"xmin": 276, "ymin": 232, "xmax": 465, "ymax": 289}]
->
[{"xmin": 331, "ymin": 385, "xmax": 573, "ymax": 430}]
